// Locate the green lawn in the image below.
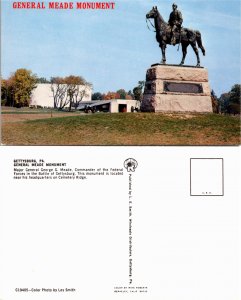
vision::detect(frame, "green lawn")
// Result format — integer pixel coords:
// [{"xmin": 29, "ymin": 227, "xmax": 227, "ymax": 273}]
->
[
  {"xmin": 2, "ymin": 112, "xmax": 240, "ymax": 145},
  {"xmin": 1, "ymin": 107, "xmax": 76, "ymax": 114}
]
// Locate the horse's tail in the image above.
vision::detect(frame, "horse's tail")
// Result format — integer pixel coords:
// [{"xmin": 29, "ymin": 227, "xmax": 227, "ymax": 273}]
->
[{"xmin": 196, "ymin": 30, "xmax": 205, "ymax": 56}]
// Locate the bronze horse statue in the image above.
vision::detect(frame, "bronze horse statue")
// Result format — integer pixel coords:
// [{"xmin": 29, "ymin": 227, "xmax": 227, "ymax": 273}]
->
[{"xmin": 146, "ymin": 6, "xmax": 206, "ymax": 67}]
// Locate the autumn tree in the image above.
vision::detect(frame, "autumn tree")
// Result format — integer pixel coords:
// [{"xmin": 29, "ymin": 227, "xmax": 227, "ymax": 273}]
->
[
  {"xmin": 51, "ymin": 75, "xmax": 91, "ymax": 110},
  {"xmin": 1, "ymin": 69, "xmax": 37, "ymax": 107},
  {"xmin": 99, "ymin": 89, "xmax": 135, "ymax": 101},
  {"xmin": 69, "ymin": 77, "xmax": 92, "ymax": 110},
  {"xmin": 125, "ymin": 94, "xmax": 133, "ymax": 100},
  {"xmin": 103, "ymin": 92, "xmax": 120, "ymax": 100},
  {"xmin": 51, "ymin": 77, "xmax": 69, "ymax": 109},
  {"xmin": 65, "ymin": 75, "xmax": 91, "ymax": 111}
]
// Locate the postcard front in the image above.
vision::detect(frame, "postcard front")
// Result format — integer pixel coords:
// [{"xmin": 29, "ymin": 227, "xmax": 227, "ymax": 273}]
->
[{"xmin": 0, "ymin": 0, "xmax": 240, "ymax": 299}]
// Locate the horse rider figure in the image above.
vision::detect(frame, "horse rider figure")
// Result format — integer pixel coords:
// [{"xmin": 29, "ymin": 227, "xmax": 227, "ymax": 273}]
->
[{"xmin": 168, "ymin": 3, "xmax": 183, "ymax": 46}]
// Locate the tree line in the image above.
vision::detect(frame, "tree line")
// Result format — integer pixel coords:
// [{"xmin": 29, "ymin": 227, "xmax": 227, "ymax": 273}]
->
[
  {"xmin": 92, "ymin": 81, "xmax": 145, "ymax": 101},
  {"xmin": 215, "ymin": 84, "xmax": 240, "ymax": 114},
  {"xmin": 93, "ymin": 83, "xmax": 240, "ymax": 115},
  {"xmin": 1, "ymin": 68, "xmax": 92, "ymax": 110},
  {"xmin": 1, "ymin": 69, "xmax": 240, "ymax": 114}
]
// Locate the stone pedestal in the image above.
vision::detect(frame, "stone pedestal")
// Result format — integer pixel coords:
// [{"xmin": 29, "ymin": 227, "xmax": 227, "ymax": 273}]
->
[{"xmin": 141, "ymin": 64, "xmax": 213, "ymax": 113}]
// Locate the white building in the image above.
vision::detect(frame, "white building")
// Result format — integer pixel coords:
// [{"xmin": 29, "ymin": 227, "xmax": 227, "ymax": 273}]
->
[
  {"xmin": 78, "ymin": 99, "xmax": 140, "ymax": 113},
  {"xmin": 30, "ymin": 83, "xmax": 92, "ymax": 108}
]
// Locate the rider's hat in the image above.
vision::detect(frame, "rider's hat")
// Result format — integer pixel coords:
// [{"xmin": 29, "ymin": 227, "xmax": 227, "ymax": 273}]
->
[{"xmin": 172, "ymin": 3, "xmax": 177, "ymax": 7}]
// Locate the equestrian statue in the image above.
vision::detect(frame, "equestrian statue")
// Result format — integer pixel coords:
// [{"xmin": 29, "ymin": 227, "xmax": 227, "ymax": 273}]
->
[{"xmin": 146, "ymin": 4, "xmax": 206, "ymax": 67}]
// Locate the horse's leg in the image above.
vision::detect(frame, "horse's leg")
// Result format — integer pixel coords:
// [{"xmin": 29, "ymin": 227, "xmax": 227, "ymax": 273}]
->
[
  {"xmin": 160, "ymin": 43, "xmax": 166, "ymax": 64},
  {"xmin": 196, "ymin": 31, "xmax": 206, "ymax": 56},
  {"xmin": 191, "ymin": 42, "xmax": 200, "ymax": 67},
  {"xmin": 180, "ymin": 42, "xmax": 188, "ymax": 65}
]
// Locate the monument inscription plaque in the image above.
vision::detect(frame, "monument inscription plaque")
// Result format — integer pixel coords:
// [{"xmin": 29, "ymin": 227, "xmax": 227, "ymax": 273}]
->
[{"xmin": 163, "ymin": 82, "xmax": 203, "ymax": 94}]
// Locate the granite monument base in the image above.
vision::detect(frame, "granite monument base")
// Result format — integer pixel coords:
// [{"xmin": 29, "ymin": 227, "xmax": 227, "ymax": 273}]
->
[{"xmin": 141, "ymin": 64, "xmax": 213, "ymax": 113}]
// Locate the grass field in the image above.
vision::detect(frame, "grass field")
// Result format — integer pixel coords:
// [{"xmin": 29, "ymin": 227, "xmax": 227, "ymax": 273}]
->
[{"xmin": 1, "ymin": 108, "xmax": 240, "ymax": 145}]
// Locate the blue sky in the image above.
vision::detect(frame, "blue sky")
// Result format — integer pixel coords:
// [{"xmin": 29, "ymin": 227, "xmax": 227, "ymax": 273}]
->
[{"xmin": 1, "ymin": 0, "xmax": 240, "ymax": 96}]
